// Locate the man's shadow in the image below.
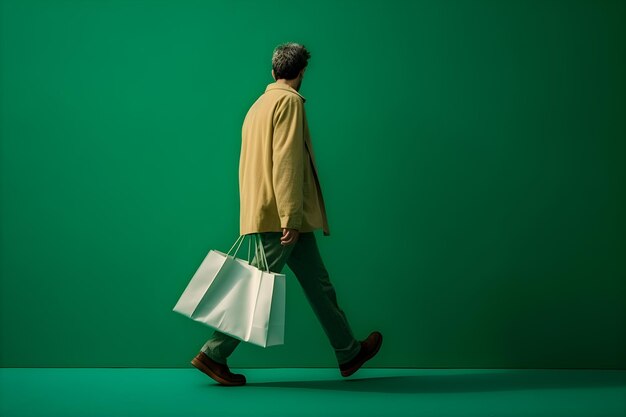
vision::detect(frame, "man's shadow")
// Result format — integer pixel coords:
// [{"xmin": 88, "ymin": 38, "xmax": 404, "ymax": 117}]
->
[{"xmin": 240, "ymin": 370, "xmax": 626, "ymax": 393}]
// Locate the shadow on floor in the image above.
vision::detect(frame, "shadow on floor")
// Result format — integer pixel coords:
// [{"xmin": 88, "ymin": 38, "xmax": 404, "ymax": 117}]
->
[{"xmin": 240, "ymin": 370, "xmax": 626, "ymax": 393}]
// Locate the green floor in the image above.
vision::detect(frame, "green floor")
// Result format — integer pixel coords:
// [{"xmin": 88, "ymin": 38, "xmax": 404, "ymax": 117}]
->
[{"xmin": 1, "ymin": 368, "xmax": 624, "ymax": 417}]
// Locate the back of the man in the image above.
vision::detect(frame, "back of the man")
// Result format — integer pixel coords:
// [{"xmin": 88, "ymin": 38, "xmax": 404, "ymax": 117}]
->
[{"xmin": 239, "ymin": 80, "xmax": 329, "ymax": 237}]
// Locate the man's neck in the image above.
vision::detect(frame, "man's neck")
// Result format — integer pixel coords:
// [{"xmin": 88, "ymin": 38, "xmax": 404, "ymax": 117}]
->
[{"xmin": 275, "ymin": 79, "xmax": 299, "ymax": 91}]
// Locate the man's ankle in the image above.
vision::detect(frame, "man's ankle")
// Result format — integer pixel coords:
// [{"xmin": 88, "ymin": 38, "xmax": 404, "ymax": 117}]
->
[{"xmin": 201, "ymin": 350, "xmax": 227, "ymax": 365}]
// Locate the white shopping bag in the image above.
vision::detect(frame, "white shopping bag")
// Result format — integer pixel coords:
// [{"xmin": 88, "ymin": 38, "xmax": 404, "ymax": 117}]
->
[{"xmin": 172, "ymin": 233, "xmax": 286, "ymax": 347}]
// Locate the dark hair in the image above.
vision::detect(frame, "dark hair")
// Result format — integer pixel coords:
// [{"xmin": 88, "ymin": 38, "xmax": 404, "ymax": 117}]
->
[{"xmin": 272, "ymin": 42, "xmax": 311, "ymax": 80}]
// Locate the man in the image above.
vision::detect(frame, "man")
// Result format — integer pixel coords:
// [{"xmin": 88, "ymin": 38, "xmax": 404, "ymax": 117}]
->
[{"xmin": 190, "ymin": 42, "xmax": 383, "ymax": 386}]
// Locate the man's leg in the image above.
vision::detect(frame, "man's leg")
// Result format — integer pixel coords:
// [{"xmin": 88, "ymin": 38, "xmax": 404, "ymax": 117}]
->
[
  {"xmin": 200, "ymin": 232, "xmax": 295, "ymax": 364},
  {"xmin": 286, "ymin": 232, "xmax": 361, "ymax": 365},
  {"xmin": 200, "ymin": 330, "xmax": 239, "ymax": 365}
]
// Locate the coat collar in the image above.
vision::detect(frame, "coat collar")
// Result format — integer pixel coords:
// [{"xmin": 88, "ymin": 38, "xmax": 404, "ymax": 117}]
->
[{"xmin": 265, "ymin": 82, "xmax": 306, "ymax": 103}]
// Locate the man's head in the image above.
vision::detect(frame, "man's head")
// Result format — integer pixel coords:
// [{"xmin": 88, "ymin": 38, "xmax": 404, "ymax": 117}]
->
[{"xmin": 271, "ymin": 42, "xmax": 310, "ymax": 91}]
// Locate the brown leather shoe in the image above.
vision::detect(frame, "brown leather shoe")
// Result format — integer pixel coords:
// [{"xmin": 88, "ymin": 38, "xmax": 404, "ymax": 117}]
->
[
  {"xmin": 191, "ymin": 351, "xmax": 246, "ymax": 386},
  {"xmin": 339, "ymin": 331, "xmax": 383, "ymax": 377}
]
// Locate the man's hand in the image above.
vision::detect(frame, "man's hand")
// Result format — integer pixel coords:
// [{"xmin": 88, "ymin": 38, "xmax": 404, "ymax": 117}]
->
[{"xmin": 280, "ymin": 228, "xmax": 300, "ymax": 246}]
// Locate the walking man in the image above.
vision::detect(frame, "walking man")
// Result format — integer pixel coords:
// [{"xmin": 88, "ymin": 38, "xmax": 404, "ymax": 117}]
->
[{"xmin": 191, "ymin": 42, "xmax": 383, "ymax": 386}]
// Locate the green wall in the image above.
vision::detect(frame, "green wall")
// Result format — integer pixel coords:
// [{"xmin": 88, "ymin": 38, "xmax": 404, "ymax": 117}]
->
[{"xmin": 1, "ymin": 0, "xmax": 624, "ymax": 369}]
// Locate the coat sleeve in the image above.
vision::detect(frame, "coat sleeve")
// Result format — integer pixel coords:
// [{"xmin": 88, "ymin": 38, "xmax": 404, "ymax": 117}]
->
[{"xmin": 272, "ymin": 96, "xmax": 305, "ymax": 230}]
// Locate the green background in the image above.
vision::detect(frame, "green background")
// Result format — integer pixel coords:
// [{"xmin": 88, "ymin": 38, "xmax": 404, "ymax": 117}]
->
[{"xmin": 1, "ymin": 0, "xmax": 624, "ymax": 368}]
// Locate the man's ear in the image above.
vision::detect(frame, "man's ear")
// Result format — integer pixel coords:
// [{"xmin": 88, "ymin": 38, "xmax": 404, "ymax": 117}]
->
[{"xmin": 271, "ymin": 69, "xmax": 276, "ymax": 80}]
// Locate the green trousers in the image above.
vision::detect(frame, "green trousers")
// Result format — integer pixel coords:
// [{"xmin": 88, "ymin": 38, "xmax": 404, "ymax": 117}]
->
[{"xmin": 200, "ymin": 231, "xmax": 361, "ymax": 365}]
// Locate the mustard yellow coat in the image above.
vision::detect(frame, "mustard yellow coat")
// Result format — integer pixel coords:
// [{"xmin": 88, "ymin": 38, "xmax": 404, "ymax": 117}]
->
[{"xmin": 239, "ymin": 82, "xmax": 330, "ymax": 236}]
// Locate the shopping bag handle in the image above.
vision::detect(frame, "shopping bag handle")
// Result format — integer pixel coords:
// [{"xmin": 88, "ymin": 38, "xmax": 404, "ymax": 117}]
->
[
  {"xmin": 253, "ymin": 233, "xmax": 270, "ymax": 273},
  {"xmin": 225, "ymin": 234, "xmax": 270, "ymax": 273}
]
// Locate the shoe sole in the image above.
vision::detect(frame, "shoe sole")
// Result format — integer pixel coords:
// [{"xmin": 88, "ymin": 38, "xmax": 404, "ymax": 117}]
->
[
  {"xmin": 341, "ymin": 333, "xmax": 383, "ymax": 377},
  {"xmin": 191, "ymin": 357, "xmax": 246, "ymax": 386}
]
